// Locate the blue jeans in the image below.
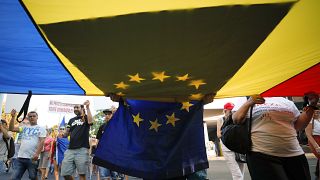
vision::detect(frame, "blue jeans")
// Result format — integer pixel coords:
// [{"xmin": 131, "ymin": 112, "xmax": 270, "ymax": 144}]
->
[
  {"xmin": 0, "ymin": 161, "xmax": 6, "ymax": 174},
  {"xmin": 11, "ymin": 158, "xmax": 38, "ymax": 180},
  {"xmin": 99, "ymin": 166, "xmax": 120, "ymax": 179},
  {"xmin": 187, "ymin": 169, "xmax": 208, "ymax": 180}
]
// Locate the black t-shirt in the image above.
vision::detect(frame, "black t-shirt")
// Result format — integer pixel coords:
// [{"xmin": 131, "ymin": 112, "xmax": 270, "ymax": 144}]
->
[
  {"xmin": 67, "ymin": 115, "xmax": 92, "ymax": 149},
  {"xmin": 96, "ymin": 122, "xmax": 108, "ymax": 141}
]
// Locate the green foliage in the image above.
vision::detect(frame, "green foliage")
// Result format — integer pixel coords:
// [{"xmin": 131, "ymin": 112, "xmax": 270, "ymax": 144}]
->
[{"xmin": 90, "ymin": 110, "xmax": 105, "ymax": 136}]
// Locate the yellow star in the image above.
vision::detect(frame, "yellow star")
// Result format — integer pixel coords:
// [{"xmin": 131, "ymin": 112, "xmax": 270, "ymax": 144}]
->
[
  {"xmin": 176, "ymin": 74, "xmax": 189, "ymax": 81},
  {"xmin": 166, "ymin": 113, "xmax": 180, "ymax": 127},
  {"xmin": 128, "ymin": 73, "xmax": 145, "ymax": 83},
  {"xmin": 132, "ymin": 113, "xmax": 144, "ymax": 127},
  {"xmin": 181, "ymin": 101, "xmax": 193, "ymax": 112},
  {"xmin": 114, "ymin": 81, "xmax": 129, "ymax": 89},
  {"xmin": 149, "ymin": 119, "xmax": 162, "ymax": 132},
  {"xmin": 152, "ymin": 71, "xmax": 170, "ymax": 82},
  {"xmin": 189, "ymin": 79, "xmax": 206, "ymax": 89},
  {"xmin": 116, "ymin": 92, "xmax": 125, "ymax": 96},
  {"xmin": 189, "ymin": 93, "xmax": 204, "ymax": 100}
]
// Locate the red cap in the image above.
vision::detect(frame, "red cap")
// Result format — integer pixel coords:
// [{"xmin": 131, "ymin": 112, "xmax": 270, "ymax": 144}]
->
[{"xmin": 224, "ymin": 102, "xmax": 235, "ymax": 110}]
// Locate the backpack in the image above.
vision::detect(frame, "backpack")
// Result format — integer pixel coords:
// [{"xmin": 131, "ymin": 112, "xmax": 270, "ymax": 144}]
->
[
  {"xmin": 220, "ymin": 106, "xmax": 253, "ymax": 154},
  {"xmin": 3, "ymin": 136, "xmax": 15, "ymax": 159}
]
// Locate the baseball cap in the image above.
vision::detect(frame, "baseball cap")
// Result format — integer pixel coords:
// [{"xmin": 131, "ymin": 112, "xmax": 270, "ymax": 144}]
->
[
  {"xmin": 224, "ymin": 102, "xmax": 235, "ymax": 110},
  {"xmin": 103, "ymin": 109, "xmax": 113, "ymax": 114}
]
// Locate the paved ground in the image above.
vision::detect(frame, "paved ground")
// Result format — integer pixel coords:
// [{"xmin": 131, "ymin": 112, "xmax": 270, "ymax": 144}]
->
[{"xmin": 2, "ymin": 154, "xmax": 317, "ymax": 180}]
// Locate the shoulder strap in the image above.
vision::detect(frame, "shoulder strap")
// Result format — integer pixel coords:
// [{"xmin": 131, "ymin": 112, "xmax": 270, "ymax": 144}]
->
[{"xmin": 3, "ymin": 136, "xmax": 9, "ymax": 151}]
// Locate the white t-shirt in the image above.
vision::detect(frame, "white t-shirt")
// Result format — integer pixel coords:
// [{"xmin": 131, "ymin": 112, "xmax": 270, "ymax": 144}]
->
[
  {"xmin": 249, "ymin": 97, "xmax": 303, "ymax": 157},
  {"xmin": 311, "ymin": 118, "xmax": 320, "ymax": 135},
  {"xmin": 18, "ymin": 125, "xmax": 46, "ymax": 158}
]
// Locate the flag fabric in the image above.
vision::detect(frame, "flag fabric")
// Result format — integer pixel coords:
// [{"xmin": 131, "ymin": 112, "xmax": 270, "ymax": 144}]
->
[
  {"xmin": 59, "ymin": 116, "xmax": 66, "ymax": 128},
  {"xmin": 56, "ymin": 137, "xmax": 69, "ymax": 165},
  {"xmin": 93, "ymin": 99, "xmax": 208, "ymax": 179},
  {"xmin": 1, "ymin": 0, "xmax": 320, "ymax": 99}
]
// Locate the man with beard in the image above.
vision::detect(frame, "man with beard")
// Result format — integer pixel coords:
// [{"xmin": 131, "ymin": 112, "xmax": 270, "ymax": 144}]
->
[{"xmin": 61, "ymin": 100, "xmax": 93, "ymax": 180}]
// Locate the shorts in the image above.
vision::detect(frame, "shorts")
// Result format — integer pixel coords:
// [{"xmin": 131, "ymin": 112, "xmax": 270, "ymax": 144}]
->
[
  {"xmin": 60, "ymin": 148, "xmax": 89, "ymax": 176},
  {"xmin": 38, "ymin": 151, "xmax": 50, "ymax": 168}
]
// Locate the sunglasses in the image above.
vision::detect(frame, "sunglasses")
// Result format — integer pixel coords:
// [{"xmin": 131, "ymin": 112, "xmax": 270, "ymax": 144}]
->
[{"xmin": 103, "ymin": 111, "xmax": 112, "ymax": 115}]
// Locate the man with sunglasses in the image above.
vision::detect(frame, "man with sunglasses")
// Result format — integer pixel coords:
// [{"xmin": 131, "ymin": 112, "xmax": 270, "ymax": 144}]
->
[
  {"xmin": 61, "ymin": 100, "xmax": 93, "ymax": 180},
  {"xmin": 9, "ymin": 109, "xmax": 46, "ymax": 180}
]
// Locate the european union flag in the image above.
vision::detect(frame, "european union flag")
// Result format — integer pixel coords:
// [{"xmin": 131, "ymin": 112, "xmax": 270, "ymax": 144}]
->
[
  {"xmin": 59, "ymin": 116, "xmax": 66, "ymax": 128},
  {"xmin": 93, "ymin": 99, "xmax": 208, "ymax": 179},
  {"xmin": 56, "ymin": 137, "xmax": 69, "ymax": 165}
]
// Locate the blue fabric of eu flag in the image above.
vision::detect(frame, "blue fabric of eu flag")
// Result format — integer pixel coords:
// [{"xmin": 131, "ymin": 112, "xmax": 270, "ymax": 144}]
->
[
  {"xmin": 57, "ymin": 137, "xmax": 69, "ymax": 165},
  {"xmin": 93, "ymin": 99, "xmax": 208, "ymax": 179}
]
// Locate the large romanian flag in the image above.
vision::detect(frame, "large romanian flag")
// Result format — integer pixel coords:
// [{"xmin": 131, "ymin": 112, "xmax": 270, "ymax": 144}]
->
[{"xmin": 0, "ymin": 0, "xmax": 319, "ymax": 100}]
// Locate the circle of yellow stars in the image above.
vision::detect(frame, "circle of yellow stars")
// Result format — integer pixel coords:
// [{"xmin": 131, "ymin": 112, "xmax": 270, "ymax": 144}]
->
[
  {"xmin": 113, "ymin": 71, "xmax": 207, "ymax": 100},
  {"xmin": 115, "ymin": 71, "xmax": 208, "ymax": 132}
]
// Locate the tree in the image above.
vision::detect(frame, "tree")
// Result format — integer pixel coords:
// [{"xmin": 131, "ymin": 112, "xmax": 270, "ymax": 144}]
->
[{"xmin": 90, "ymin": 110, "xmax": 105, "ymax": 136}]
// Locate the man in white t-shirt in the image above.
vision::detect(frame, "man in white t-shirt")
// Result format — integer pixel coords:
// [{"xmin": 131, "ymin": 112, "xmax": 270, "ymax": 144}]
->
[{"xmin": 9, "ymin": 109, "xmax": 46, "ymax": 180}]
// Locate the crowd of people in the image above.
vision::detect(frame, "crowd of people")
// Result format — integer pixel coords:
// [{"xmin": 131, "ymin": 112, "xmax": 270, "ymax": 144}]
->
[
  {"xmin": 0, "ymin": 100, "xmax": 127, "ymax": 180},
  {"xmin": 0, "ymin": 93, "xmax": 319, "ymax": 180}
]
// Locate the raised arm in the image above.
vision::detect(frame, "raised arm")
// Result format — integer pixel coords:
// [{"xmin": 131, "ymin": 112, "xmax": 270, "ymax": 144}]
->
[
  {"xmin": 9, "ymin": 109, "xmax": 20, "ymax": 132},
  {"xmin": 295, "ymin": 107, "xmax": 317, "ymax": 131},
  {"xmin": 294, "ymin": 92, "xmax": 319, "ymax": 131},
  {"xmin": 232, "ymin": 95, "xmax": 265, "ymax": 124},
  {"xmin": 84, "ymin": 100, "xmax": 93, "ymax": 125}
]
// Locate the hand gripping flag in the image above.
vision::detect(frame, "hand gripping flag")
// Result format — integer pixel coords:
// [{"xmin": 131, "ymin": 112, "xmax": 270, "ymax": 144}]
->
[{"xmin": 93, "ymin": 99, "xmax": 208, "ymax": 179}]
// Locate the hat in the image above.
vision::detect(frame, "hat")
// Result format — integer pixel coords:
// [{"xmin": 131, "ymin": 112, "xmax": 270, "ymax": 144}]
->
[
  {"xmin": 224, "ymin": 102, "xmax": 235, "ymax": 110},
  {"xmin": 103, "ymin": 109, "xmax": 113, "ymax": 114}
]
